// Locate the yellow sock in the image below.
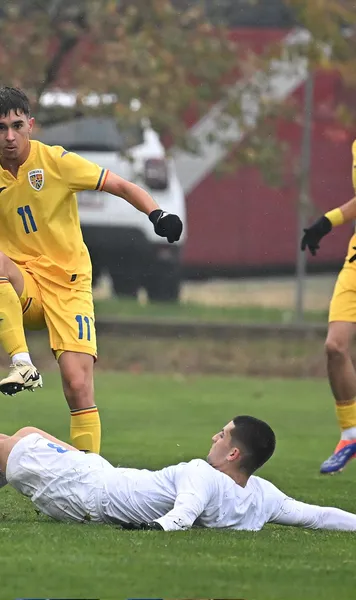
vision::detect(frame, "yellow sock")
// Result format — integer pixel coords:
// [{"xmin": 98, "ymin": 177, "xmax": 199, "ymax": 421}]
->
[
  {"xmin": 336, "ymin": 402, "xmax": 356, "ymax": 430},
  {"xmin": 0, "ymin": 277, "xmax": 28, "ymax": 356},
  {"xmin": 70, "ymin": 406, "xmax": 101, "ymax": 453}
]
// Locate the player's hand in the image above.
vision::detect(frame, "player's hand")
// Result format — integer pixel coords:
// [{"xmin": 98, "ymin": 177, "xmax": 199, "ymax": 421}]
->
[
  {"xmin": 149, "ymin": 209, "xmax": 183, "ymax": 243},
  {"xmin": 140, "ymin": 521, "xmax": 164, "ymax": 531},
  {"xmin": 117, "ymin": 520, "xmax": 163, "ymax": 530},
  {"xmin": 300, "ymin": 216, "xmax": 332, "ymax": 256}
]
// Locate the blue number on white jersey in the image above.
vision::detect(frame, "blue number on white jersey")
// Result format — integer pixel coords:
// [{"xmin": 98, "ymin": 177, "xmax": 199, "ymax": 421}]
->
[{"xmin": 47, "ymin": 442, "xmax": 69, "ymax": 454}]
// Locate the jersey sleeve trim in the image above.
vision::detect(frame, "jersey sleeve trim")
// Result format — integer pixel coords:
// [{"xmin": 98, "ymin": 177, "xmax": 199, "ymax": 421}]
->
[{"xmin": 95, "ymin": 168, "xmax": 108, "ymax": 191}]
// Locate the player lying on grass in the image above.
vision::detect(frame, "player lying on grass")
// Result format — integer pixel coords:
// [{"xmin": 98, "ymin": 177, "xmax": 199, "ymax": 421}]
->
[{"xmin": 0, "ymin": 415, "xmax": 356, "ymax": 531}]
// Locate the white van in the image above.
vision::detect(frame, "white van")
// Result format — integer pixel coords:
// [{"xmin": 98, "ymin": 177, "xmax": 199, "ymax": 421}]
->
[{"xmin": 37, "ymin": 116, "xmax": 187, "ymax": 302}]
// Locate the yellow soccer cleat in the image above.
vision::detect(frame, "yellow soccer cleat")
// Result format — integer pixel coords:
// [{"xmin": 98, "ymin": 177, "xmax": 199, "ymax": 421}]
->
[{"xmin": 0, "ymin": 361, "xmax": 43, "ymax": 396}]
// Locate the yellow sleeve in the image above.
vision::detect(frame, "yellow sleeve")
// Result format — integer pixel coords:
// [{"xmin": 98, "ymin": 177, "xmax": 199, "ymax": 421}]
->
[
  {"xmin": 352, "ymin": 140, "xmax": 356, "ymax": 192},
  {"xmin": 55, "ymin": 147, "xmax": 108, "ymax": 192}
]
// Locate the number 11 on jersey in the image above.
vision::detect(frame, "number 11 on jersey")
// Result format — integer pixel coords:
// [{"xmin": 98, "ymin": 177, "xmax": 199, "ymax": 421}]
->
[{"xmin": 17, "ymin": 205, "xmax": 38, "ymax": 234}]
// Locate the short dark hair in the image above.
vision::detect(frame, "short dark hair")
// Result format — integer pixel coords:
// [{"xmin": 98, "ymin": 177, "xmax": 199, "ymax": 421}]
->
[
  {"xmin": 231, "ymin": 415, "xmax": 276, "ymax": 475},
  {"xmin": 0, "ymin": 87, "xmax": 31, "ymax": 118}
]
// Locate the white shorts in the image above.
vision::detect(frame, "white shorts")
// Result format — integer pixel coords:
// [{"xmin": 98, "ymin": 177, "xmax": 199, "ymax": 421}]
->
[{"xmin": 6, "ymin": 433, "xmax": 115, "ymax": 523}]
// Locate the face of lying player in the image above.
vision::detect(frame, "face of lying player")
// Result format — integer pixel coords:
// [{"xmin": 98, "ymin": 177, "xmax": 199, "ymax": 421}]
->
[
  {"xmin": 207, "ymin": 420, "xmax": 240, "ymax": 470},
  {"xmin": 0, "ymin": 110, "xmax": 34, "ymax": 164}
]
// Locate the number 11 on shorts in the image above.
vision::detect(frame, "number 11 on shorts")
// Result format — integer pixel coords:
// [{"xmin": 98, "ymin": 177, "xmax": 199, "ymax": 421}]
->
[{"xmin": 76, "ymin": 314, "xmax": 91, "ymax": 341}]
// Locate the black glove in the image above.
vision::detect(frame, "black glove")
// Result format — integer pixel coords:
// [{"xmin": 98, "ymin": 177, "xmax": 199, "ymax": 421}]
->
[
  {"xmin": 140, "ymin": 521, "xmax": 164, "ymax": 531},
  {"xmin": 117, "ymin": 520, "xmax": 164, "ymax": 531},
  {"xmin": 300, "ymin": 215, "xmax": 332, "ymax": 256},
  {"xmin": 149, "ymin": 209, "xmax": 183, "ymax": 243}
]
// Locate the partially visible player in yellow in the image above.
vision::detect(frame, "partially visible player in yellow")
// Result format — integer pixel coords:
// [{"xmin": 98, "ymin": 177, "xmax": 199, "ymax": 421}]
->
[
  {"xmin": 301, "ymin": 138, "xmax": 356, "ymax": 474},
  {"xmin": 0, "ymin": 87, "xmax": 182, "ymax": 455}
]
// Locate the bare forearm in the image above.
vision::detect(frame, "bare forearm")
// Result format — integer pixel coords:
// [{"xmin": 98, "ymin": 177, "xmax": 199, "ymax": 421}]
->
[
  {"xmin": 102, "ymin": 171, "xmax": 159, "ymax": 215},
  {"xmin": 340, "ymin": 197, "xmax": 356, "ymax": 222},
  {"xmin": 101, "ymin": 170, "xmax": 183, "ymax": 243},
  {"xmin": 326, "ymin": 197, "xmax": 356, "ymax": 226},
  {"xmin": 118, "ymin": 179, "xmax": 159, "ymax": 214}
]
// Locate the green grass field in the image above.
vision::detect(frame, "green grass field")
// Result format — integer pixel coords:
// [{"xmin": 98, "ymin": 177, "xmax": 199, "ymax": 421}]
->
[
  {"xmin": 1, "ymin": 372, "xmax": 355, "ymax": 600},
  {"xmin": 94, "ymin": 297, "xmax": 328, "ymax": 324}
]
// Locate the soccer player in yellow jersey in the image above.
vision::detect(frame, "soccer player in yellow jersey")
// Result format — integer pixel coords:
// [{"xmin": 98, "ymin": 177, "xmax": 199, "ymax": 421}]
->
[
  {"xmin": 0, "ymin": 87, "xmax": 182, "ymax": 455},
  {"xmin": 301, "ymin": 139, "xmax": 356, "ymax": 474}
]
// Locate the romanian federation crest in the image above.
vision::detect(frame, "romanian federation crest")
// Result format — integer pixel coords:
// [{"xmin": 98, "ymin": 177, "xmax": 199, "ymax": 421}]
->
[{"xmin": 28, "ymin": 169, "xmax": 44, "ymax": 191}]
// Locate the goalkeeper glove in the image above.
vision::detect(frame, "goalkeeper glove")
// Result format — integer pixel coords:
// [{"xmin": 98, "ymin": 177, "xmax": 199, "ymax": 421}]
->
[
  {"xmin": 149, "ymin": 209, "xmax": 183, "ymax": 243},
  {"xmin": 300, "ymin": 216, "xmax": 332, "ymax": 256}
]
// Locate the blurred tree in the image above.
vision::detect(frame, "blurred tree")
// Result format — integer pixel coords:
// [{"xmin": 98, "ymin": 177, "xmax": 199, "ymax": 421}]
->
[
  {"xmin": 0, "ymin": 0, "xmax": 236, "ymax": 152},
  {"xmin": 0, "ymin": 0, "xmax": 355, "ymax": 184}
]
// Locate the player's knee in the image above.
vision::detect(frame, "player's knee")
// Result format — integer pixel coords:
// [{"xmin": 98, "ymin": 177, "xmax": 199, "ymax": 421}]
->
[
  {"xmin": 63, "ymin": 372, "xmax": 90, "ymax": 400},
  {"xmin": 325, "ymin": 337, "xmax": 349, "ymax": 361},
  {"xmin": 14, "ymin": 426, "xmax": 41, "ymax": 438}
]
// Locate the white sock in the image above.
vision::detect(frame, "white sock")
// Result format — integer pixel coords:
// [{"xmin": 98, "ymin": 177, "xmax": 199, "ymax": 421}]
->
[
  {"xmin": 341, "ymin": 427, "xmax": 356, "ymax": 440},
  {"xmin": 11, "ymin": 352, "xmax": 33, "ymax": 365}
]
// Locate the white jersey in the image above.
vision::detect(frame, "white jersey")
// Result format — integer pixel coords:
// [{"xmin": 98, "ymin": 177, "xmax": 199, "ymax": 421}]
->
[{"xmin": 97, "ymin": 458, "xmax": 287, "ymax": 531}]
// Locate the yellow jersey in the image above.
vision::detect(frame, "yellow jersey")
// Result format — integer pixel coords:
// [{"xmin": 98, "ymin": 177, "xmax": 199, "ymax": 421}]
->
[{"xmin": 0, "ymin": 140, "xmax": 108, "ymax": 285}]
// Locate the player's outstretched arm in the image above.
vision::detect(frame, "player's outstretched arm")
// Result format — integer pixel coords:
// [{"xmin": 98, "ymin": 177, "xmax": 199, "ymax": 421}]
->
[
  {"xmin": 102, "ymin": 171, "xmax": 183, "ymax": 243},
  {"xmin": 152, "ymin": 492, "xmax": 205, "ymax": 531},
  {"xmin": 270, "ymin": 496, "xmax": 356, "ymax": 531},
  {"xmin": 149, "ymin": 459, "xmax": 215, "ymax": 532},
  {"xmin": 301, "ymin": 197, "xmax": 356, "ymax": 257}
]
